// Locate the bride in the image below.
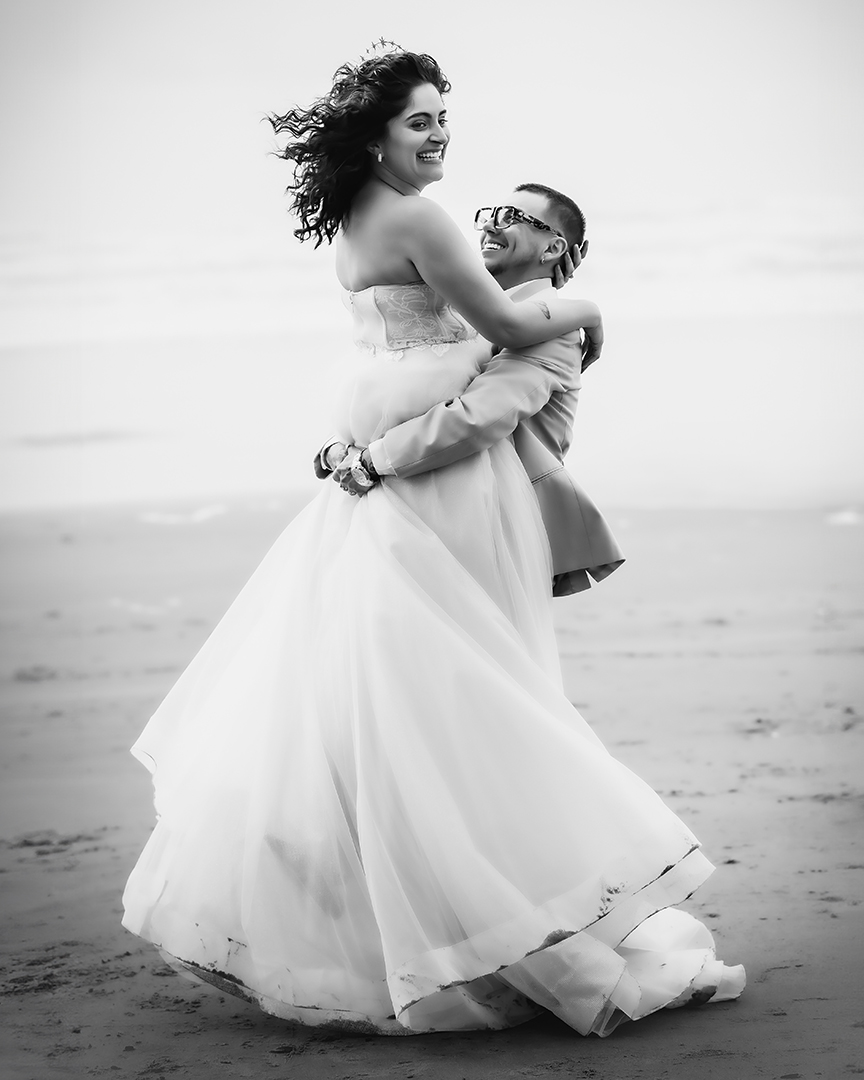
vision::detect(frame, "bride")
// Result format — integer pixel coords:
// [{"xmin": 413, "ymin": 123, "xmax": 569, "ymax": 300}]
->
[{"xmin": 122, "ymin": 47, "xmax": 744, "ymax": 1037}]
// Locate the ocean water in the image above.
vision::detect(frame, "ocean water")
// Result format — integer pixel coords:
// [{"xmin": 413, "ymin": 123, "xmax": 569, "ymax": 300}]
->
[
  {"xmin": 1, "ymin": 229, "xmax": 863, "ymax": 512},
  {"xmin": 2, "ymin": 310, "xmax": 863, "ymax": 512},
  {"xmin": 0, "ymin": 330, "xmax": 341, "ymax": 509}
]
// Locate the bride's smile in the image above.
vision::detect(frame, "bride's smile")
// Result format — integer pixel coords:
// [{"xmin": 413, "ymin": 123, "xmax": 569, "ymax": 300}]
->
[{"xmin": 372, "ymin": 82, "xmax": 449, "ymax": 192}]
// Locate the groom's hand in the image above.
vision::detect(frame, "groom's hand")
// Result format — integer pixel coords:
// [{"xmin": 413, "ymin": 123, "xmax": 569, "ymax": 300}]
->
[
  {"xmin": 313, "ymin": 438, "xmax": 349, "ymax": 478},
  {"xmin": 334, "ymin": 447, "xmax": 381, "ymax": 497}
]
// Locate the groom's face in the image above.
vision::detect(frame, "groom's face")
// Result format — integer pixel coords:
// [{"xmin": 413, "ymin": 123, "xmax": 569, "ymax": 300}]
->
[{"xmin": 478, "ymin": 191, "xmax": 560, "ymax": 283}]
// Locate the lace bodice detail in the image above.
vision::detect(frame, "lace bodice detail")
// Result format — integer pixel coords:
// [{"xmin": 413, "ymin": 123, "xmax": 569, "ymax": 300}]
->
[
  {"xmin": 333, "ymin": 281, "xmax": 489, "ymax": 448},
  {"xmin": 347, "ymin": 281, "xmax": 477, "ymax": 357}
]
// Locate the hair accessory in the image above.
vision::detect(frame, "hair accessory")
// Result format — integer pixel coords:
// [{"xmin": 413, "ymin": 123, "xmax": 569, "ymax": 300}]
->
[{"xmin": 361, "ymin": 37, "xmax": 404, "ymax": 61}]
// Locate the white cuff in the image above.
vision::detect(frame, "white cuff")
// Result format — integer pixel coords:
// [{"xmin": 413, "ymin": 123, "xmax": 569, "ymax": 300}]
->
[{"xmin": 367, "ymin": 438, "xmax": 395, "ymax": 477}]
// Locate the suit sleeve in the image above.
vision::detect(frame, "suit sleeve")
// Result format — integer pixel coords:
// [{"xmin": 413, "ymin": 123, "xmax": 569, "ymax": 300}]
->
[{"xmin": 368, "ymin": 355, "xmax": 564, "ymax": 479}]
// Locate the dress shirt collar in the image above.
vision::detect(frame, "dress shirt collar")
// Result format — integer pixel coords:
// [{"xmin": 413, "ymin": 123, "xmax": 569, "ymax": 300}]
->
[{"xmin": 505, "ymin": 277, "xmax": 556, "ymax": 303}]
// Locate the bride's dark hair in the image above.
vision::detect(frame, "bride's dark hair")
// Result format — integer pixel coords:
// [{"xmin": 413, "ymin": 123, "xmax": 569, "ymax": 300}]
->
[{"xmin": 270, "ymin": 49, "xmax": 450, "ymax": 247}]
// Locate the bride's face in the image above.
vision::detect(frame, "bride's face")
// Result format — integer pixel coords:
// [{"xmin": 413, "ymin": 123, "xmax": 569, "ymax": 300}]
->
[{"xmin": 376, "ymin": 83, "xmax": 449, "ymax": 190}]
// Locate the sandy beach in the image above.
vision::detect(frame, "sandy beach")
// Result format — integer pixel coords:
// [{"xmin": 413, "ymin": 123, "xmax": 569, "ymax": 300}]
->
[{"xmin": 1, "ymin": 497, "xmax": 862, "ymax": 1079}]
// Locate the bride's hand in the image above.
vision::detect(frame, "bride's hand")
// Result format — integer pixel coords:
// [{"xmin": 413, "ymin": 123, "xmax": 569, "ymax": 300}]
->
[
  {"xmin": 552, "ymin": 239, "xmax": 589, "ymax": 290},
  {"xmin": 581, "ymin": 317, "xmax": 604, "ymax": 372}
]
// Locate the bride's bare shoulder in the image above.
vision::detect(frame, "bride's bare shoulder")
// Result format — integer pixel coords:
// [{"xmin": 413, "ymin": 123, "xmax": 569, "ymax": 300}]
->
[
  {"xmin": 401, "ymin": 196, "xmax": 451, "ymax": 222},
  {"xmin": 348, "ymin": 191, "xmax": 449, "ymax": 234},
  {"xmin": 391, "ymin": 197, "xmax": 459, "ymax": 241}
]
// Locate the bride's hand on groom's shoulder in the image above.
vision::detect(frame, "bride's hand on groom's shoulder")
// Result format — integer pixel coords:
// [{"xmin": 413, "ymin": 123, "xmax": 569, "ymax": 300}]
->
[{"xmin": 581, "ymin": 316, "xmax": 604, "ymax": 372}]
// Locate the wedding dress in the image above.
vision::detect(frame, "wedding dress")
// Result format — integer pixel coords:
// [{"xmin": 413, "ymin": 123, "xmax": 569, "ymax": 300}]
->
[{"xmin": 122, "ymin": 282, "xmax": 744, "ymax": 1036}]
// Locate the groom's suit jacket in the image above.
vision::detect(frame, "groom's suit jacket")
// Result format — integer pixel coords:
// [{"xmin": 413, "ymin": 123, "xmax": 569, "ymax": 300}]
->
[{"xmin": 367, "ymin": 278, "xmax": 624, "ymax": 596}]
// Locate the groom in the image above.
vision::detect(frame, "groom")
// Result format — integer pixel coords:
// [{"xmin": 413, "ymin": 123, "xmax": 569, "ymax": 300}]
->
[{"xmin": 317, "ymin": 182, "xmax": 623, "ymax": 596}]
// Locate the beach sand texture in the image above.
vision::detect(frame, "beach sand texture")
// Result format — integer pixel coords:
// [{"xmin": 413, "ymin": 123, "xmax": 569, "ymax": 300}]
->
[{"xmin": 1, "ymin": 499, "xmax": 862, "ymax": 1079}]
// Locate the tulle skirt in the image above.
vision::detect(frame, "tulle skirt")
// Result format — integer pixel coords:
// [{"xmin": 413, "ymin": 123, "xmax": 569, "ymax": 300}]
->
[{"xmin": 122, "ymin": 441, "xmax": 744, "ymax": 1035}]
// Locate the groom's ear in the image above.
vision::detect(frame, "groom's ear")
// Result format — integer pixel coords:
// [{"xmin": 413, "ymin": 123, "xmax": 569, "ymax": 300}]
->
[{"xmin": 543, "ymin": 235, "xmax": 568, "ymax": 265}]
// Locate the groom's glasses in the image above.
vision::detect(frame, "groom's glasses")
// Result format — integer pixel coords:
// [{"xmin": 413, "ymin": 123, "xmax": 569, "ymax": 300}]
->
[{"xmin": 473, "ymin": 205, "xmax": 564, "ymax": 237}]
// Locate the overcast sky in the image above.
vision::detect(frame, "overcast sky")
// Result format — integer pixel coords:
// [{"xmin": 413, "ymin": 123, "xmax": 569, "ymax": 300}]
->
[
  {"xmin": 1, "ymin": 0, "xmax": 862, "ymax": 508},
  {"xmin": 3, "ymin": 0, "xmax": 862, "ymax": 241}
]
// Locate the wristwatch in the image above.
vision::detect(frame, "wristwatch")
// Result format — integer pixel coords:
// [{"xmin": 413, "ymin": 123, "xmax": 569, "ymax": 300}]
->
[{"xmin": 349, "ymin": 450, "xmax": 379, "ymax": 492}]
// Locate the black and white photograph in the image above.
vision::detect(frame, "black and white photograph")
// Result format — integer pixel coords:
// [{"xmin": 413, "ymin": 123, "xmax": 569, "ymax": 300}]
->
[{"xmin": 1, "ymin": 1, "xmax": 862, "ymax": 1077}]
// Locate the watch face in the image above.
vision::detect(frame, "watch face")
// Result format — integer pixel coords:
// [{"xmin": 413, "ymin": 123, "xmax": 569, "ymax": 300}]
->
[{"xmin": 350, "ymin": 461, "xmax": 373, "ymax": 489}]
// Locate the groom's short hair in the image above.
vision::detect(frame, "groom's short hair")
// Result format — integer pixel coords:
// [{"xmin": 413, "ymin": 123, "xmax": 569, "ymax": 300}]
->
[{"xmin": 515, "ymin": 182, "xmax": 586, "ymax": 250}]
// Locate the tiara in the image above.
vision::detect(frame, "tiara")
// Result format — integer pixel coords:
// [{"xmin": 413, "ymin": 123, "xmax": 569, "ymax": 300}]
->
[{"xmin": 359, "ymin": 37, "xmax": 404, "ymax": 61}]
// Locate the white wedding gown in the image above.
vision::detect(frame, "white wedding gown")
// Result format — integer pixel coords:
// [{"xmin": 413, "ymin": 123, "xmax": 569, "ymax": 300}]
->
[{"xmin": 122, "ymin": 282, "xmax": 744, "ymax": 1036}]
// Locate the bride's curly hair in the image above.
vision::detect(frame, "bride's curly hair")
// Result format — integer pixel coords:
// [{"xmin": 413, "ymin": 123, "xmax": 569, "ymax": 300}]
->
[{"xmin": 270, "ymin": 49, "xmax": 450, "ymax": 247}]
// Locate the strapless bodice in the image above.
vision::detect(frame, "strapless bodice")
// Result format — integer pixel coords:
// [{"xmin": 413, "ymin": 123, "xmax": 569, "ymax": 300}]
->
[
  {"xmin": 347, "ymin": 281, "xmax": 477, "ymax": 355},
  {"xmin": 332, "ymin": 281, "xmax": 489, "ymax": 448}
]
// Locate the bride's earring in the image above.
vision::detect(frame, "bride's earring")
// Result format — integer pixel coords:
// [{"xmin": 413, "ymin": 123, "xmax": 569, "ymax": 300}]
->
[{"xmin": 377, "ymin": 152, "xmax": 383, "ymax": 163}]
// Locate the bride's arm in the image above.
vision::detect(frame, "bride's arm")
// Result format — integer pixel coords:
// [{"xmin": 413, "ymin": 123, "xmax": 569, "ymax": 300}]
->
[{"xmin": 394, "ymin": 198, "xmax": 601, "ymax": 351}]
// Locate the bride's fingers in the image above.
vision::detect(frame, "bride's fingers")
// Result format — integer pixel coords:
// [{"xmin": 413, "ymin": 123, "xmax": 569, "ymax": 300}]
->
[
  {"xmin": 552, "ymin": 250, "xmax": 574, "ymax": 290},
  {"xmin": 581, "ymin": 341, "xmax": 602, "ymax": 371},
  {"xmin": 552, "ymin": 246, "xmax": 583, "ymax": 290},
  {"xmin": 580, "ymin": 324, "xmax": 604, "ymax": 371}
]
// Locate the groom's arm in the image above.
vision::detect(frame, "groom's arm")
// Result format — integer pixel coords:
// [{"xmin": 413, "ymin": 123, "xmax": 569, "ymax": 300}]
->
[{"xmin": 366, "ymin": 352, "xmax": 569, "ymax": 479}]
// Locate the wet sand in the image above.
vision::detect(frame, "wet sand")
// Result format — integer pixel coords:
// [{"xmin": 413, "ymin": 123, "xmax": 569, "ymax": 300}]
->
[{"xmin": 1, "ymin": 498, "xmax": 862, "ymax": 1079}]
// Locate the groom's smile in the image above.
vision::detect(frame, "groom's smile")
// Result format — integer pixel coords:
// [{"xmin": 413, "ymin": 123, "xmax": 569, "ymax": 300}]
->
[{"xmin": 478, "ymin": 192, "xmax": 549, "ymax": 285}]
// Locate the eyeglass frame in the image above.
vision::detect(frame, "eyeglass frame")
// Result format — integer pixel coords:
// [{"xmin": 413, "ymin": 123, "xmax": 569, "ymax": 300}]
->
[{"xmin": 473, "ymin": 205, "xmax": 564, "ymax": 238}]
